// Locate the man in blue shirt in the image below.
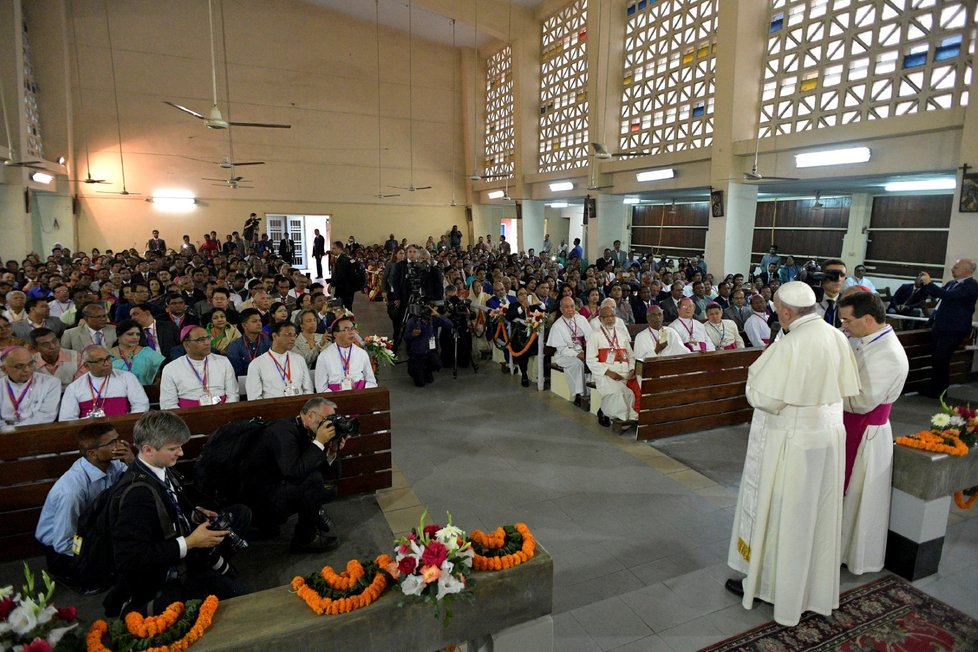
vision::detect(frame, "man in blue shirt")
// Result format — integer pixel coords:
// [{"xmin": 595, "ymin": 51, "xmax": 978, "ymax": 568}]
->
[
  {"xmin": 225, "ymin": 308, "xmax": 270, "ymax": 377},
  {"xmin": 919, "ymin": 258, "xmax": 978, "ymax": 397},
  {"xmin": 35, "ymin": 422, "xmax": 133, "ymax": 591},
  {"xmin": 569, "ymin": 238, "xmax": 584, "ymax": 260}
]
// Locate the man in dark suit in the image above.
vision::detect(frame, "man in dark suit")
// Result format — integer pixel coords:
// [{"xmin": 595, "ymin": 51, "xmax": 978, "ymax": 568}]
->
[
  {"xmin": 130, "ymin": 303, "xmax": 181, "ymax": 362},
  {"xmin": 919, "ymin": 258, "xmax": 978, "ymax": 396},
  {"xmin": 888, "ymin": 274, "xmax": 928, "ymax": 319},
  {"xmin": 658, "ymin": 282, "xmax": 684, "ymax": 324},
  {"xmin": 312, "ymin": 229, "xmax": 326, "ymax": 279},
  {"xmin": 279, "ymin": 237, "xmax": 295, "ymax": 266},
  {"xmin": 105, "ymin": 411, "xmax": 249, "ymax": 616},
  {"xmin": 327, "ymin": 240, "xmax": 356, "ymax": 311},
  {"xmin": 723, "ymin": 289, "xmax": 753, "ymax": 344},
  {"xmin": 146, "ymin": 230, "xmax": 166, "ymax": 254},
  {"xmin": 630, "ymin": 285, "xmax": 657, "ymax": 325}
]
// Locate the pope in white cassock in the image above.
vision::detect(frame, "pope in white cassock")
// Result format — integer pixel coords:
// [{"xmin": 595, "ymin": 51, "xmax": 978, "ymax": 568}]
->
[
  {"xmin": 0, "ymin": 347, "xmax": 62, "ymax": 426},
  {"xmin": 667, "ymin": 298, "xmax": 715, "ymax": 352},
  {"xmin": 160, "ymin": 326, "xmax": 240, "ymax": 409},
  {"xmin": 726, "ymin": 281, "xmax": 860, "ymax": 627},
  {"xmin": 546, "ymin": 297, "xmax": 592, "ymax": 402},
  {"xmin": 586, "ymin": 304, "xmax": 640, "ymax": 425},
  {"xmin": 246, "ymin": 322, "xmax": 314, "ymax": 400},
  {"xmin": 632, "ymin": 305, "xmax": 690, "ymax": 363},
  {"xmin": 837, "ymin": 291, "xmax": 908, "ymax": 574},
  {"xmin": 315, "ymin": 316, "xmax": 377, "ymax": 392}
]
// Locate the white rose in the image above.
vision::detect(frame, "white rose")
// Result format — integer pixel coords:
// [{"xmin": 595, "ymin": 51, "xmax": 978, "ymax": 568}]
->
[
  {"xmin": 7, "ymin": 604, "xmax": 38, "ymax": 637},
  {"xmin": 399, "ymin": 574, "xmax": 425, "ymax": 597}
]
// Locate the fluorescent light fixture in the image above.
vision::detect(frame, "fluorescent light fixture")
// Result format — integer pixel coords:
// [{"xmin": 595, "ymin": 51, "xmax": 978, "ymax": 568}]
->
[
  {"xmin": 548, "ymin": 201, "xmax": 569, "ymax": 208},
  {"xmin": 487, "ymin": 190, "xmax": 505, "ymax": 199},
  {"xmin": 148, "ymin": 189, "xmax": 197, "ymax": 212},
  {"xmin": 635, "ymin": 168, "xmax": 675, "ymax": 182},
  {"xmin": 794, "ymin": 146, "xmax": 871, "ymax": 168},
  {"xmin": 622, "ymin": 197, "xmax": 640, "ymax": 204},
  {"xmin": 56, "ymin": 156, "xmax": 66, "ymax": 165},
  {"xmin": 884, "ymin": 178, "xmax": 956, "ymax": 192},
  {"xmin": 30, "ymin": 171, "xmax": 54, "ymax": 184},
  {"xmin": 549, "ymin": 181, "xmax": 574, "ymax": 192}
]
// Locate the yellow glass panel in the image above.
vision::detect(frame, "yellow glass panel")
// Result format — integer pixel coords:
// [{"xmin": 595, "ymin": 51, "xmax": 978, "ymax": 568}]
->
[{"xmin": 800, "ymin": 78, "xmax": 818, "ymax": 92}]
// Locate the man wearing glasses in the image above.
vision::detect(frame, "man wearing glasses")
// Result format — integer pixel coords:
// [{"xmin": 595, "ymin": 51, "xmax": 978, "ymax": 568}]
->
[
  {"xmin": 1, "ymin": 345, "xmax": 62, "ymax": 427},
  {"xmin": 35, "ymin": 422, "xmax": 133, "ymax": 592},
  {"xmin": 241, "ymin": 397, "xmax": 345, "ymax": 553},
  {"xmin": 59, "ymin": 346, "xmax": 150, "ymax": 421},
  {"xmin": 60, "ymin": 304, "xmax": 117, "ymax": 353},
  {"xmin": 314, "ymin": 317, "xmax": 377, "ymax": 392},
  {"xmin": 160, "ymin": 326, "xmax": 239, "ymax": 409}
]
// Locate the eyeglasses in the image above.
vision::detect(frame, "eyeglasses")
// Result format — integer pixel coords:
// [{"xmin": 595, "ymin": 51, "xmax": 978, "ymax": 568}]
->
[
  {"xmin": 185, "ymin": 336, "xmax": 211, "ymax": 343},
  {"xmin": 87, "ymin": 436, "xmax": 121, "ymax": 451},
  {"xmin": 335, "ymin": 326, "xmax": 357, "ymax": 333}
]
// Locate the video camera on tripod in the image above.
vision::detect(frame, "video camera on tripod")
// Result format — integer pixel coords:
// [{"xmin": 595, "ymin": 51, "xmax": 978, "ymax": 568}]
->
[{"xmin": 404, "ymin": 260, "xmax": 444, "ymax": 318}]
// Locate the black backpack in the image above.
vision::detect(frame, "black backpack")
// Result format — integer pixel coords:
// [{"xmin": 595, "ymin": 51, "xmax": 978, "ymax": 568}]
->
[
  {"xmin": 352, "ymin": 260, "xmax": 368, "ymax": 290},
  {"xmin": 75, "ymin": 471, "xmax": 171, "ymax": 589},
  {"xmin": 193, "ymin": 417, "xmax": 268, "ymax": 505}
]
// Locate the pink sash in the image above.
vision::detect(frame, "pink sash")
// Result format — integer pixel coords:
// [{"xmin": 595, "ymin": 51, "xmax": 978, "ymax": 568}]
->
[
  {"xmin": 842, "ymin": 403, "xmax": 893, "ymax": 493},
  {"xmin": 177, "ymin": 395, "xmax": 228, "ymax": 408},
  {"xmin": 327, "ymin": 380, "xmax": 367, "ymax": 392},
  {"xmin": 79, "ymin": 396, "xmax": 130, "ymax": 418},
  {"xmin": 723, "ymin": 343, "xmax": 737, "ymax": 350},
  {"xmin": 685, "ymin": 341, "xmax": 707, "ymax": 352}
]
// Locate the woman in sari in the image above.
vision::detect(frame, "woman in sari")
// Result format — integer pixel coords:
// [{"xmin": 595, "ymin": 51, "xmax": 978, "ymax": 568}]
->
[
  {"xmin": 206, "ymin": 308, "xmax": 240, "ymax": 354},
  {"xmin": 110, "ymin": 318, "xmax": 165, "ymax": 384}
]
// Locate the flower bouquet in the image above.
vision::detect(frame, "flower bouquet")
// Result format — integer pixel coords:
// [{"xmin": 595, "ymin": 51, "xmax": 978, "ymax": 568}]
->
[
  {"xmin": 0, "ymin": 564, "xmax": 81, "ymax": 652},
  {"xmin": 386, "ymin": 511, "xmax": 475, "ymax": 626},
  {"xmin": 896, "ymin": 393, "xmax": 978, "ymax": 457},
  {"xmin": 524, "ymin": 310, "xmax": 545, "ymax": 336},
  {"xmin": 362, "ymin": 335, "xmax": 396, "ymax": 366}
]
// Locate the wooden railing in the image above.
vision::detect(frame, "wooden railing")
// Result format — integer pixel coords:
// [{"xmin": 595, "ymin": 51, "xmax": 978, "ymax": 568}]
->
[{"xmin": 0, "ymin": 388, "xmax": 392, "ymax": 562}]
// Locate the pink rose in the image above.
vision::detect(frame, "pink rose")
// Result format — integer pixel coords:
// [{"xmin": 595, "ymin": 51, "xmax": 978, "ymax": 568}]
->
[
  {"xmin": 421, "ymin": 541, "xmax": 448, "ymax": 568},
  {"xmin": 25, "ymin": 640, "xmax": 53, "ymax": 652},
  {"xmin": 57, "ymin": 606, "xmax": 77, "ymax": 621}
]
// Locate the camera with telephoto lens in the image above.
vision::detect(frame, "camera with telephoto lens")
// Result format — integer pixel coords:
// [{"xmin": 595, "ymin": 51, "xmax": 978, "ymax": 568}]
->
[
  {"xmin": 445, "ymin": 295, "xmax": 473, "ymax": 328},
  {"xmin": 326, "ymin": 413, "xmax": 360, "ymax": 438},
  {"xmin": 206, "ymin": 511, "xmax": 248, "ymax": 552}
]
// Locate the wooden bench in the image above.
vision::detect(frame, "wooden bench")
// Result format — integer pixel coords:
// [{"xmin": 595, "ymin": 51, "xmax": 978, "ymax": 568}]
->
[
  {"xmin": 0, "ymin": 388, "xmax": 392, "ymax": 562},
  {"xmin": 635, "ymin": 328, "xmax": 973, "ymax": 441}
]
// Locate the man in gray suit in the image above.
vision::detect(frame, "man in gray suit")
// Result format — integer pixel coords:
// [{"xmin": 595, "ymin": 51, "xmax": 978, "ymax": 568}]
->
[
  {"xmin": 13, "ymin": 298, "xmax": 65, "ymax": 340},
  {"xmin": 146, "ymin": 229, "xmax": 166, "ymax": 254},
  {"xmin": 60, "ymin": 304, "xmax": 117, "ymax": 352}
]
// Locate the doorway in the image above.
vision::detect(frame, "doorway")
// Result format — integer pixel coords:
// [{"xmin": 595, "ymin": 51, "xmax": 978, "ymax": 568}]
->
[{"xmin": 266, "ymin": 214, "xmax": 331, "ymax": 279}]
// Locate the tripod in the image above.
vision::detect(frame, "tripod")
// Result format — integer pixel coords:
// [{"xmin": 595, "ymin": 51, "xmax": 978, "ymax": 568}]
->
[{"xmin": 450, "ymin": 321, "xmax": 478, "ymax": 379}]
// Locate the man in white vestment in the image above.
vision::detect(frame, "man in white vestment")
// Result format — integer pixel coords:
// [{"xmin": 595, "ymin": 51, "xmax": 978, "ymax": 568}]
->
[
  {"xmin": 315, "ymin": 316, "xmax": 377, "ymax": 392},
  {"xmin": 704, "ymin": 303, "xmax": 745, "ymax": 350},
  {"xmin": 586, "ymin": 305, "xmax": 639, "ymax": 427},
  {"xmin": 667, "ymin": 298, "xmax": 715, "ymax": 352},
  {"xmin": 589, "ymin": 298, "xmax": 627, "ymax": 331},
  {"xmin": 744, "ymin": 294, "xmax": 772, "ymax": 348},
  {"xmin": 246, "ymin": 321, "xmax": 314, "ymax": 400},
  {"xmin": 59, "ymin": 347, "xmax": 150, "ymax": 421},
  {"xmin": 837, "ymin": 291, "xmax": 908, "ymax": 574},
  {"xmin": 633, "ymin": 305, "xmax": 690, "ymax": 363},
  {"xmin": 726, "ymin": 281, "xmax": 860, "ymax": 627},
  {"xmin": 160, "ymin": 326, "xmax": 240, "ymax": 409},
  {"xmin": 1, "ymin": 346, "xmax": 62, "ymax": 426},
  {"xmin": 546, "ymin": 297, "xmax": 592, "ymax": 404}
]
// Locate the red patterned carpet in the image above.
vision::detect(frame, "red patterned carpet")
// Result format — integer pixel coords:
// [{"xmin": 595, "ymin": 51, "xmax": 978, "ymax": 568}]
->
[{"xmin": 701, "ymin": 576, "xmax": 978, "ymax": 651}]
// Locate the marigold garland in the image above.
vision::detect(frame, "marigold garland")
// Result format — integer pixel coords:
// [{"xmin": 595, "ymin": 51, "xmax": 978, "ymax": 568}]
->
[
  {"xmin": 291, "ymin": 554, "xmax": 392, "ymax": 615},
  {"xmin": 954, "ymin": 486, "xmax": 978, "ymax": 510},
  {"xmin": 86, "ymin": 595, "xmax": 219, "ymax": 652},
  {"xmin": 491, "ymin": 320, "xmax": 538, "ymax": 357},
  {"xmin": 895, "ymin": 430, "xmax": 969, "ymax": 456},
  {"xmin": 468, "ymin": 523, "xmax": 536, "ymax": 572}
]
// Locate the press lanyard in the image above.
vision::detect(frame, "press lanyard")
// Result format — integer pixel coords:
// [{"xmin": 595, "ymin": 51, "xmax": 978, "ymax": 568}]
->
[
  {"xmin": 186, "ymin": 355, "xmax": 209, "ymax": 390},
  {"xmin": 648, "ymin": 327, "xmax": 660, "ymax": 343},
  {"xmin": 5, "ymin": 379, "xmax": 32, "ymax": 420},
  {"xmin": 87, "ymin": 374, "xmax": 110, "ymax": 410},
  {"xmin": 268, "ymin": 351, "xmax": 292, "ymax": 383},
  {"xmin": 865, "ymin": 327, "xmax": 893, "ymax": 348},
  {"xmin": 337, "ymin": 345, "xmax": 353, "ymax": 376}
]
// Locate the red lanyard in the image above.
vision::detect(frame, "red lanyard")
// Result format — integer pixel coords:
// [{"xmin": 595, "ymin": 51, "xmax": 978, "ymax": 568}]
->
[
  {"xmin": 186, "ymin": 355, "xmax": 209, "ymax": 389},
  {"xmin": 337, "ymin": 346, "xmax": 353, "ymax": 376},
  {"xmin": 268, "ymin": 351, "xmax": 292, "ymax": 383},
  {"xmin": 5, "ymin": 379, "xmax": 33, "ymax": 420},
  {"xmin": 87, "ymin": 374, "xmax": 110, "ymax": 409}
]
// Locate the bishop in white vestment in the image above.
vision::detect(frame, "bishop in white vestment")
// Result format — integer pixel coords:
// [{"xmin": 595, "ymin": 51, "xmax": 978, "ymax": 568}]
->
[
  {"xmin": 314, "ymin": 344, "xmax": 377, "ymax": 392},
  {"xmin": 704, "ymin": 304, "xmax": 745, "ymax": 350},
  {"xmin": 546, "ymin": 297, "xmax": 592, "ymax": 398},
  {"xmin": 59, "ymin": 363, "xmax": 150, "ymax": 421},
  {"xmin": 838, "ymin": 292, "xmax": 909, "ymax": 574},
  {"xmin": 1, "ymin": 347, "xmax": 62, "ymax": 426},
  {"xmin": 160, "ymin": 355, "xmax": 240, "ymax": 409},
  {"xmin": 744, "ymin": 295, "xmax": 772, "ymax": 348},
  {"xmin": 727, "ymin": 282, "xmax": 860, "ymax": 627},
  {"xmin": 585, "ymin": 306, "xmax": 639, "ymax": 422},
  {"xmin": 667, "ymin": 298, "xmax": 715, "ymax": 352},
  {"xmin": 632, "ymin": 305, "xmax": 690, "ymax": 362}
]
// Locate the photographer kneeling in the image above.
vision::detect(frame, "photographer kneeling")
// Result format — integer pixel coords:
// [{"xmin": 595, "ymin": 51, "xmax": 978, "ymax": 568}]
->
[
  {"xmin": 404, "ymin": 304, "xmax": 452, "ymax": 387},
  {"xmin": 241, "ymin": 397, "xmax": 352, "ymax": 553},
  {"xmin": 106, "ymin": 411, "xmax": 251, "ymax": 617}
]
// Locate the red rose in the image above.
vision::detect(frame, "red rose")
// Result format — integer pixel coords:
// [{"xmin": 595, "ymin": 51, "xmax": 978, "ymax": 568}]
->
[
  {"xmin": 0, "ymin": 597, "xmax": 13, "ymax": 620},
  {"xmin": 57, "ymin": 606, "xmax": 77, "ymax": 621},
  {"xmin": 423, "ymin": 524, "xmax": 441, "ymax": 539},
  {"xmin": 25, "ymin": 639, "xmax": 53, "ymax": 652},
  {"xmin": 420, "ymin": 541, "xmax": 448, "ymax": 569},
  {"xmin": 397, "ymin": 556, "xmax": 418, "ymax": 575}
]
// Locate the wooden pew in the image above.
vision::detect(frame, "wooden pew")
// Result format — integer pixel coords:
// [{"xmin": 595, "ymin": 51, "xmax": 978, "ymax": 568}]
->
[
  {"xmin": 0, "ymin": 388, "xmax": 392, "ymax": 562},
  {"xmin": 635, "ymin": 328, "xmax": 972, "ymax": 441}
]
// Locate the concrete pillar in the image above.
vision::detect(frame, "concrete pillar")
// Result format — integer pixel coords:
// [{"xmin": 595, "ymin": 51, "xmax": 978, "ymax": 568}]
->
[
  {"xmin": 885, "ymin": 489, "xmax": 950, "ymax": 581},
  {"xmin": 842, "ymin": 193, "xmax": 873, "ymax": 271},
  {"xmin": 0, "ymin": 184, "xmax": 32, "ymax": 261},
  {"xmin": 32, "ymin": 191, "xmax": 74, "ymax": 255},
  {"xmin": 944, "ymin": 51, "xmax": 978, "ymax": 280},
  {"xmin": 705, "ymin": 182, "xmax": 758, "ymax": 277},
  {"xmin": 595, "ymin": 194, "xmax": 628, "ymax": 253},
  {"xmin": 520, "ymin": 200, "xmax": 545, "ymax": 255}
]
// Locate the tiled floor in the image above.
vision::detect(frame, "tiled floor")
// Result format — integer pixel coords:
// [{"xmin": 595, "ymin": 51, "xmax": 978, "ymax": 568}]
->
[{"xmin": 359, "ymin": 300, "xmax": 978, "ymax": 651}]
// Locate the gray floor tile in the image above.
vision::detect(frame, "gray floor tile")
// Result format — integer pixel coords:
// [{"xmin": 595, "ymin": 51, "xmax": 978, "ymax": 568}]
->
[
  {"xmin": 657, "ymin": 616, "xmax": 726, "ymax": 652},
  {"xmin": 555, "ymin": 568, "xmax": 646, "ymax": 614},
  {"xmin": 662, "ymin": 567, "xmax": 740, "ymax": 613},
  {"xmin": 554, "ymin": 611, "xmax": 603, "ymax": 652},
  {"xmin": 609, "ymin": 633, "xmax": 673, "ymax": 652},
  {"xmin": 570, "ymin": 595, "xmax": 655, "ymax": 651},
  {"xmin": 619, "ymin": 582, "xmax": 702, "ymax": 633}
]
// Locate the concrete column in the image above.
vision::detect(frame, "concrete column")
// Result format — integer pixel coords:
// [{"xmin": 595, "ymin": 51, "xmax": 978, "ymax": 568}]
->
[
  {"xmin": 0, "ymin": 185, "xmax": 32, "ymax": 261},
  {"xmin": 885, "ymin": 489, "xmax": 950, "ymax": 581},
  {"xmin": 705, "ymin": 182, "xmax": 758, "ymax": 277},
  {"xmin": 944, "ymin": 50, "xmax": 978, "ymax": 279},
  {"xmin": 32, "ymin": 191, "xmax": 74, "ymax": 255},
  {"xmin": 842, "ymin": 193, "xmax": 873, "ymax": 271},
  {"xmin": 520, "ymin": 200, "xmax": 545, "ymax": 255},
  {"xmin": 595, "ymin": 194, "xmax": 628, "ymax": 253}
]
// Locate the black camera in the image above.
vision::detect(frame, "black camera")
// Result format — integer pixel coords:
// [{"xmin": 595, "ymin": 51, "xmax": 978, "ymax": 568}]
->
[
  {"xmin": 326, "ymin": 413, "xmax": 360, "ymax": 438},
  {"xmin": 206, "ymin": 511, "xmax": 248, "ymax": 553}
]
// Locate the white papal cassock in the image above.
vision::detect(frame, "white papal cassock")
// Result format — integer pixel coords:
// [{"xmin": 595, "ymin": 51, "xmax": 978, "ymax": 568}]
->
[
  {"xmin": 632, "ymin": 326, "xmax": 690, "ymax": 364},
  {"xmin": 546, "ymin": 314, "xmax": 592, "ymax": 396},
  {"xmin": 727, "ymin": 312, "xmax": 860, "ymax": 626},
  {"xmin": 704, "ymin": 319, "xmax": 745, "ymax": 350},
  {"xmin": 160, "ymin": 354, "xmax": 240, "ymax": 409},
  {"xmin": 585, "ymin": 323, "xmax": 638, "ymax": 421},
  {"xmin": 667, "ymin": 318, "xmax": 716, "ymax": 352},
  {"xmin": 1, "ymin": 373, "xmax": 62, "ymax": 426},
  {"xmin": 59, "ymin": 370, "xmax": 150, "ymax": 421},
  {"xmin": 314, "ymin": 344, "xmax": 377, "ymax": 393},
  {"xmin": 245, "ymin": 350, "xmax": 314, "ymax": 400},
  {"xmin": 841, "ymin": 326, "xmax": 908, "ymax": 574}
]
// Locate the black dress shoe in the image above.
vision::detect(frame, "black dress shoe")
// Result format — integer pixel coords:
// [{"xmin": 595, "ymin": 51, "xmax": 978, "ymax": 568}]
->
[
  {"xmin": 725, "ymin": 578, "xmax": 745, "ymax": 597},
  {"xmin": 597, "ymin": 410, "xmax": 611, "ymax": 428},
  {"xmin": 573, "ymin": 394, "xmax": 582, "ymax": 407},
  {"xmin": 521, "ymin": 376, "xmax": 530, "ymax": 387},
  {"xmin": 290, "ymin": 532, "xmax": 341, "ymax": 554}
]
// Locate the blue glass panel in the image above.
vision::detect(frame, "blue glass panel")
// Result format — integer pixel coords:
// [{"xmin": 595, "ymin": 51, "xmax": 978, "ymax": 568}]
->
[
  {"xmin": 638, "ymin": 0, "xmax": 647, "ymax": 10},
  {"xmin": 627, "ymin": 3, "xmax": 636, "ymax": 16},
  {"xmin": 935, "ymin": 36, "xmax": 962, "ymax": 62},
  {"xmin": 770, "ymin": 14, "xmax": 783, "ymax": 33},
  {"xmin": 692, "ymin": 104, "xmax": 705, "ymax": 118},
  {"xmin": 902, "ymin": 52, "xmax": 927, "ymax": 69}
]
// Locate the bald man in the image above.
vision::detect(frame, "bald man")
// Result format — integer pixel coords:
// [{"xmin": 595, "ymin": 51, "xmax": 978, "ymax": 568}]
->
[
  {"xmin": 918, "ymin": 258, "xmax": 978, "ymax": 397},
  {"xmin": 547, "ymin": 296, "xmax": 592, "ymax": 404},
  {"xmin": 1, "ymin": 346, "xmax": 62, "ymax": 427},
  {"xmin": 586, "ymin": 305, "xmax": 639, "ymax": 427}
]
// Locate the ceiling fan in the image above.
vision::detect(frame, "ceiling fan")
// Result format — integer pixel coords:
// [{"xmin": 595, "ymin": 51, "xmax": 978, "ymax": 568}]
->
[
  {"xmin": 165, "ymin": 0, "xmax": 290, "ymax": 130},
  {"xmin": 67, "ymin": 3, "xmax": 109, "ymax": 185},
  {"xmin": 812, "ymin": 190, "xmax": 824, "ymax": 210},
  {"xmin": 387, "ymin": 1, "xmax": 430, "ymax": 193},
  {"xmin": 591, "ymin": 142, "xmax": 651, "ymax": 160},
  {"xmin": 185, "ymin": 155, "xmax": 264, "ymax": 168},
  {"xmin": 205, "ymin": 174, "xmax": 253, "ymax": 189},
  {"xmin": 0, "ymin": 79, "xmax": 44, "ymax": 170},
  {"xmin": 96, "ymin": 4, "xmax": 140, "ymax": 197}
]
